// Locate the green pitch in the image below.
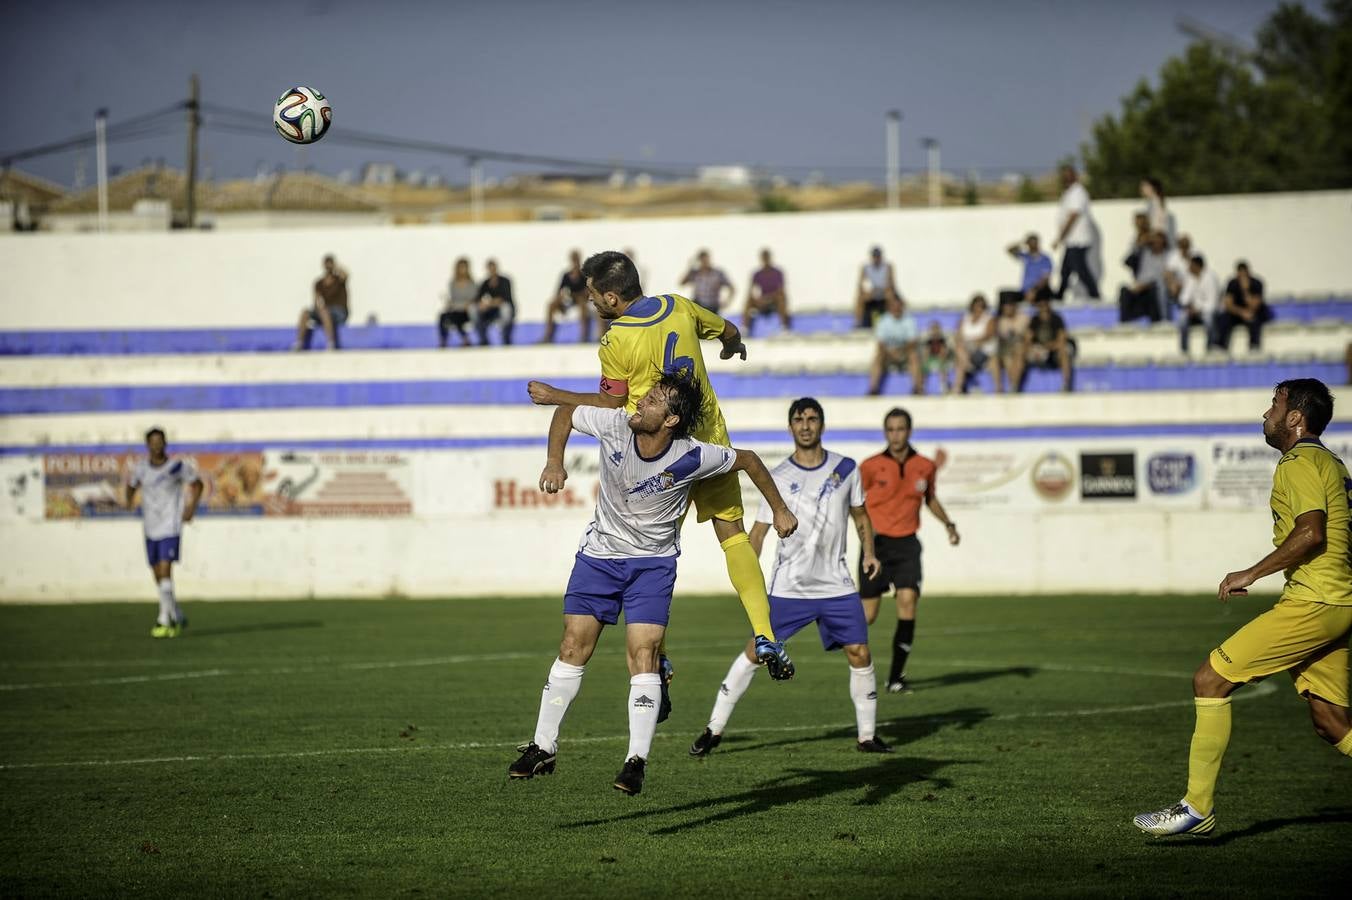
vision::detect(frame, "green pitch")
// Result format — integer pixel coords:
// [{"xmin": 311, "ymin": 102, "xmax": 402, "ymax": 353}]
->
[{"xmin": 0, "ymin": 594, "xmax": 1346, "ymax": 897}]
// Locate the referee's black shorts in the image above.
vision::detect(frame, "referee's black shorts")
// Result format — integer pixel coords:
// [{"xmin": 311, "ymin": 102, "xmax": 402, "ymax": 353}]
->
[{"xmin": 859, "ymin": 534, "xmax": 922, "ymax": 598}]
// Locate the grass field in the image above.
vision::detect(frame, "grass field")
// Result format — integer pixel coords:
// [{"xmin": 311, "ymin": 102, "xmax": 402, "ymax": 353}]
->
[{"xmin": 1, "ymin": 593, "xmax": 1347, "ymax": 897}]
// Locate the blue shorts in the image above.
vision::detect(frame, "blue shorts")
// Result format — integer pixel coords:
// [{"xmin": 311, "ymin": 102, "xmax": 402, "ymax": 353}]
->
[
  {"xmin": 145, "ymin": 536, "xmax": 181, "ymax": 566},
  {"xmin": 770, "ymin": 593, "xmax": 868, "ymax": 651},
  {"xmin": 563, "ymin": 553, "xmax": 677, "ymax": 627}
]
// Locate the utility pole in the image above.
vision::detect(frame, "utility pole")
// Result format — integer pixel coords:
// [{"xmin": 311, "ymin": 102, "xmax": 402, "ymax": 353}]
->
[
  {"xmin": 885, "ymin": 110, "xmax": 901, "ymax": 209},
  {"xmin": 184, "ymin": 74, "xmax": 200, "ymax": 229},
  {"xmin": 95, "ymin": 108, "xmax": 109, "ymax": 233},
  {"xmin": 469, "ymin": 156, "xmax": 483, "ymax": 223},
  {"xmin": 922, "ymin": 138, "xmax": 940, "ymax": 208}
]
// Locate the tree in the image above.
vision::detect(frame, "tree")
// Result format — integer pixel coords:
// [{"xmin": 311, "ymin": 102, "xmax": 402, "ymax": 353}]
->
[{"xmin": 1082, "ymin": 1, "xmax": 1352, "ymax": 197}]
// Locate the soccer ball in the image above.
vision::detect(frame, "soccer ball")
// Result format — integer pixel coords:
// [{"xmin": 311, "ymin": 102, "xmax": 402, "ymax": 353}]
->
[{"xmin": 273, "ymin": 87, "xmax": 332, "ymax": 144}]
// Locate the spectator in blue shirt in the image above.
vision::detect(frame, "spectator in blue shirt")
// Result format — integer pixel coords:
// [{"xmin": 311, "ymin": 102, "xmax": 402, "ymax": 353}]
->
[
  {"xmin": 1000, "ymin": 233, "xmax": 1053, "ymax": 310},
  {"xmin": 867, "ymin": 294, "xmax": 924, "ymax": 396}
]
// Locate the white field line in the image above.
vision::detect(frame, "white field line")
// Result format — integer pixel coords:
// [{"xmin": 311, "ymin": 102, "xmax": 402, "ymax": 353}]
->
[{"xmin": 0, "ymin": 669, "xmax": 1278, "ymax": 772}]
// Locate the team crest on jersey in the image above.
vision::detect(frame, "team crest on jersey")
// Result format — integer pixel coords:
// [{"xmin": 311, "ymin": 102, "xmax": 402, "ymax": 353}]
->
[{"xmin": 915, "ymin": 478, "xmax": 928, "ymax": 493}]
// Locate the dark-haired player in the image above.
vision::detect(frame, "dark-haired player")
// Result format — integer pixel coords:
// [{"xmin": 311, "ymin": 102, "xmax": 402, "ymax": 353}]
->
[
  {"xmin": 509, "ymin": 375, "xmax": 797, "ymax": 795},
  {"xmin": 125, "ymin": 428, "xmax": 203, "ymax": 638},
  {"xmin": 1135, "ymin": 379, "xmax": 1352, "ymax": 836}
]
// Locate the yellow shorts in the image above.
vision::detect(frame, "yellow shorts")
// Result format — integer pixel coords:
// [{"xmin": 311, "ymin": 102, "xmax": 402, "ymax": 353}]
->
[
  {"xmin": 1210, "ymin": 597, "xmax": 1352, "ymax": 707},
  {"xmin": 691, "ymin": 471, "xmax": 745, "ymax": 524}
]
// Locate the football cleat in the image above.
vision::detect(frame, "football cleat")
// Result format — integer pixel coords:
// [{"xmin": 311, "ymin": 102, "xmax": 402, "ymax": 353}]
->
[
  {"xmin": 657, "ymin": 654, "xmax": 674, "ymax": 724},
  {"xmin": 885, "ymin": 677, "xmax": 913, "ymax": 695},
  {"xmin": 754, "ymin": 635, "xmax": 795, "ymax": 681},
  {"xmin": 613, "ymin": 755, "xmax": 646, "ymax": 795},
  {"xmin": 689, "ymin": 728, "xmax": 722, "ymax": 758},
  {"xmin": 508, "ymin": 742, "xmax": 556, "ymax": 780},
  {"xmin": 857, "ymin": 737, "xmax": 894, "ymax": 754},
  {"xmin": 150, "ymin": 624, "xmax": 174, "ymax": 639},
  {"xmin": 1132, "ymin": 801, "xmax": 1215, "ymax": 836}
]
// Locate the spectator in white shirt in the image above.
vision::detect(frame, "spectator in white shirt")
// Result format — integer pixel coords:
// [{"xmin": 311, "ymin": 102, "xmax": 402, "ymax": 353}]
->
[
  {"xmin": 954, "ymin": 293, "xmax": 998, "ymax": 393},
  {"xmin": 1052, "ymin": 165, "xmax": 1100, "ymax": 300},
  {"xmin": 1178, "ymin": 254, "xmax": 1223, "ymax": 354},
  {"xmin": 1118, "ymin": 230, "xmax": 1170, "ymax": 323},
  {"xmin": 1140, "ymin": 178, "xmax": 1177, "ymax": 247},
  {"xmin": 1164, "ymin": 234, "xmax": 1195, "ymax": 305}
]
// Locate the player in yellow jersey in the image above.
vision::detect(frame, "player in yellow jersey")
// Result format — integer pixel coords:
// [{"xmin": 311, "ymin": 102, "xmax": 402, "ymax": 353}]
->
[
  {"xmin": 1135, "ymin": 379, "xmax": 1352, "ymax": 837},
  {"xmin": 526, "ymin": 251, "xmax": 797, "ymax": 716}
]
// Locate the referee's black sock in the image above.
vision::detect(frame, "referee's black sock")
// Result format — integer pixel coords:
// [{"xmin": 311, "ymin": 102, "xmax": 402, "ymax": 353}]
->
[{"xmin": 889, "ymin": 618, "xmax": 916, "ymax": 685}]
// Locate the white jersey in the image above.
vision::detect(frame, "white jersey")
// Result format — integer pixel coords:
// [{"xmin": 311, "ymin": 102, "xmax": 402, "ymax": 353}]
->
[
  {"xmin": 129, "ymin": 456, "xmax": 199, "ymax": 540},
  {"xmin": 573, "ymin": 406, "xmax": 737, "ymax": 560},
  {"xmin": 756, "ymin": 450, "xmax": 863, "ymax": 599}
]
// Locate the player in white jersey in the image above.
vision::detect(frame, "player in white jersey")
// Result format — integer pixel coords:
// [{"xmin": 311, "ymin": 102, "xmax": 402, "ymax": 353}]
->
[
  {"xmin": 509, "ymin": 374, "xmax": 798, "ymax": 795},
  {"xmin": 125, "ymin": 428, "xmax": 203, "ymax": 639},
  {"xmin": 690, "ymin": 398, "xmax": 894, "ymax": 755}
]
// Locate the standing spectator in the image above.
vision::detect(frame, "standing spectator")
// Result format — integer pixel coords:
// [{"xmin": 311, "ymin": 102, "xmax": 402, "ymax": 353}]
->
[
  {"xmin": 1052, "ymin": 164, "xmax": 1100, "ymax": 300},
  {"xmin": 1140, "ymin": 177, "xmax": 1177, "ymax": 246},
  {"xmin": 1178, "ymin": 253, "xmax": 1223, "ymax": 354},
  {"xmin": 855, "ymin": 245, "xmax": 899, "ymax": 328},
  {"xmin": 1026, "ymin": 295, "xmax": 1074, "ymax": 392},
  {"xmin": 1000, "ymin": 233, "xmax": 1053, "ymax": 309},
  {"xmin": 295, "ymin": 254, "xmax": 349, "ymax": 351},
  {"xmin": 921, "ymin": 322, "xmax": 955, "ymax": 394},
  {"xmin": 1117, "ymin": 231, "xmax": 1170, "ymax": 323},
  {"xmin": 542, "ymin": 250, "xmax": 594, "ymax": 344},
  {"xmin": 994, "ymin": 295, "xmax": 1030, "ymax": 393},
  {"xmin": 681, "ymin": 249, "xmax": 734, "ymax": 314},
  {"xmin": 867, "ymin": 294, "xmax": 922, "ymax": 396},
  {"xmin": 954, "ymin": 293, "xmax": 998, "ymax": 393},
  {"xmin": 1123, "ymin": 212, "xmax": 1152, "ymax": 279},
  {"xmin": 1218, "ymin": 261, "xmax": 1273, "ymax": 352},
  {"xmin": 859, "ymin": 407, "xmax": 961, "ymax": 694},
  {"xmin": 1164, "ymin": 233, "xmax": 1196, "ymax": 306},
  {"xmin": 742, "ymin": 249, "xmax": 791, "ymax": 336},
  {"xmin": 438, "ymin": 257, "xmax": 477, "ymax": 348},
  {"xmin": 475, "ymin": 259, "xmax": 516, "ymax": 346}
]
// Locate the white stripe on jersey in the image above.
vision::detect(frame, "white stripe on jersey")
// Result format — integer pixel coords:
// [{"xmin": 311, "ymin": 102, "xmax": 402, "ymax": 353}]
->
[
  {"xmin": 572, "ymin": 406, "xmax": 736, "ymax": 559},
  {"xmin": 129, "ymin": 456, "xmax": 199, "ymax": 540},
  {"xmin": 755, "ymin": 450, "xmax": 863, "ymax": 599}
]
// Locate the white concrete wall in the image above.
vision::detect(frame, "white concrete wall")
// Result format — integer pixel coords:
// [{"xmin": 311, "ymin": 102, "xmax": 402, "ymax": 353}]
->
[{"xmin": 2, "ymin": 190, "xmax": 1348, "ymax": 329}]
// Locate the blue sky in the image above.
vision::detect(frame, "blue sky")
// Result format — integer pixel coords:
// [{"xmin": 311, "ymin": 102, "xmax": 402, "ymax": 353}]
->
[{"xmin": 1, "ymin": 0, "xmax": 1304, "ymax": 186}]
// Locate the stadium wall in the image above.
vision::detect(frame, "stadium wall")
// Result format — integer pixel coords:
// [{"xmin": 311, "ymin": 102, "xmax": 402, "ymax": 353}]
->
[{"xmin": 1, "ymin": 190, "xmax": 1348, "ymax": 329}]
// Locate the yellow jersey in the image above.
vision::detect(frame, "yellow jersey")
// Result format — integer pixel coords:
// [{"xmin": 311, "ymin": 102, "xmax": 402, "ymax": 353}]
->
[
  {"xmin": 597, "ymin": 293, "xmax": 731, "ymax": 446},
  {"xmin": 1271, "ymin": 438, "xmax": 1352, "ymax": 606}
]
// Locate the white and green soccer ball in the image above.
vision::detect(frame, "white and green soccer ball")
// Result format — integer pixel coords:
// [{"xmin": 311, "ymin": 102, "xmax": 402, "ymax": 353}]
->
[{"xmin": 273, "ymin": 86, "xmax": 332, "ymax": 145}]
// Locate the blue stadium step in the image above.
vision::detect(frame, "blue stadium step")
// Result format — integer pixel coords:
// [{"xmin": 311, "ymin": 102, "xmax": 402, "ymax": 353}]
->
[{"xmin": 2, "ymin": 297, "xmax": 1348, "ymax": 356}]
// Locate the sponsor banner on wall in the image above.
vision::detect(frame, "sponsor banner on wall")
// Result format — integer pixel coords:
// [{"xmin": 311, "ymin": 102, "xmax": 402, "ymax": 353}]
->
[
  {"xmin": 1079, "ymin": 452, "xmax": 1137, "ymax": 501},
  {"xmin": 42, "ymin": 450, "xmax": 412, "ymax": 520}
]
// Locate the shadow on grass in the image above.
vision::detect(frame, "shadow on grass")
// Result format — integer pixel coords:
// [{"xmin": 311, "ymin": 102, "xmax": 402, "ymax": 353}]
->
[
  {"xmin": 909, "ymin": 666, "xmax": 1037, "ymax": 690},
  {"xmin": 1151, "ymin": 807, "xmax": 1352, "ymax": 847},
  {"xmin": 713, "ymin": 707, "xmax": 992, "ymax": 757},
  {"xmin": 187, "ymin": 620, "xmax": 325, "ymax": 638}
]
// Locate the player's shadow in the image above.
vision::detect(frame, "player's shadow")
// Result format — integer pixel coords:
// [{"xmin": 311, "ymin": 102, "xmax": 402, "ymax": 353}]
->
[
  {"xmin": 563, "ymin": 755, "xmax": 966, "ymax": 835},
  {"xmin": 186, "ymin": 620, "xmax": 324, "ymax": 637},
  {"xmin": 712, "ymin": 707, "xmax": 992, "ymax": 757},
  {"xmin": 1152, "ymin": 807, "xmax": 1352, "ymax": 847},
  {"xmin": 909, "ymin": 666, "xmax": 1037, "ymax": 690}
]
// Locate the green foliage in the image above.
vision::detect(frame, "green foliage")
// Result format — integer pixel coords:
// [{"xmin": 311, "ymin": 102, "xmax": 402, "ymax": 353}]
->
[
  {"xmin": 1083, "ymin": 1, "xmax": 1352, "ymax": 196},
  {"xmin": 962, "ymin": 178, "xmax": 979, "ymax": 206},
  {"xmin": 1016, "ymin": 176, "xmax": 1043, "ymax": 203},
  {"xmin": 1, "ymin": 594, "xmax": 1347, "ymax": 896},
  {"xmin": 756, "ymin": 192, "xmax": 798, "ymax": 213}
]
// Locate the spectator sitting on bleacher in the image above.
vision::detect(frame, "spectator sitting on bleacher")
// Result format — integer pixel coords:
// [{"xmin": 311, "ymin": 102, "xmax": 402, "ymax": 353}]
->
[
  {"xmin": 1164, "ymin": 233, "xmax": 1195, "ymax": 306},
  {"xmin": 955, "ymin": 293, "xmax": 997, "ymax": 393},
  {"xmin": 1118, "ymin": 230, "xmax": 1170, "ymax": 323},
  {"xmin": 855, "ymin": 245, "xmax": 899, "ymax": 328},
  {"xmin": 295, "ymin": 254, "xmax": 348, "ymax": 352},
  {"xmin": 922, "ymin": 321, "xmax": 955, "ymax": 394},
  {"xmin": 867, "ymin": 293, "xmax": 923, "ymax": 396},
  {"xmin": 994, "ymin": 296, "xmax": 1030, "ymax": 393},
  {"xmin": 1178, "ymin": 253, "xmax": 1222, "ymax": 354},
  {"xmin": 475, "ymin": 259, "xmax": 515, "ymax": 346},
  {"xmin": 542, "ymin": 250, "xmax": 595, "ymax": 344},
  {"xmin": 438, "ymin": 257, "xmax": 477, "ymax": 348},
  {"xmin": 1026, "ymin": 294, "xmax": 1074, "ymax": 392},
  {"xmin": 1218, "ymin": 261, "xmax": 1272, "ymax": 352},
  {"xmin": 743, "ymin": 248, "xmax": 791, "ymax": 336},
  {"xmin": 1124, "ymin": 211, "xmax": 1151, "ymax": 278},
  {"xmin": 681, "ymin": 249, "xmax": 734, "ymax": 314},
  {"xmin": 1000, "ymin": 233, "xmax": 1053, "ymax": 309}
]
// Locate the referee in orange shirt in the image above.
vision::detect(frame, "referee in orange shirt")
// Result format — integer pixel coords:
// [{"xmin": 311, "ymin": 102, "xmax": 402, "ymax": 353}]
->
[{"xmin": 859, "ymin": 407, "xmax": 960, "ymax": 692}]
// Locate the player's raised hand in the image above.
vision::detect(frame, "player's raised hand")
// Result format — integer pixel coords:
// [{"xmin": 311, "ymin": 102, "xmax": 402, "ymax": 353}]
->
[
  {"xmin": 861, "ymin": 552, "xmax": 881, "ymax": 579},
  {"xmin": 1217, "ymin": 570, "xmax": 1253, "ymax": 602},
  {"xmin": 772, "ymin": 509, "xmax": 798, "ymax": 539},
  {"xmin": 526, "ymin": 381, "xmax": 557, "ymax": 405},
  {"xmin": 539, "ymin": 460, "xmax": 569, "ymax": 494}
]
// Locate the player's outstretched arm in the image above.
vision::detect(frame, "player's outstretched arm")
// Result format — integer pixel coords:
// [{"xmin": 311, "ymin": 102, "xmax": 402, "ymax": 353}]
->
[
  {"xmin": 526, "ymin": 380, "xmax": 626, "ymax": 410},
  {"xmin": 926, "ymin": 495, "xmax": 960, "ymax": 546},
  {"xmin": 717, "ymin": 321, "xmax": 748, "ymax": 361},
  {"xmin": 732, "ymin": 448, "xmax": 796, "ymax": 538},
  {"xmin": 850, "ymin": 505, "xmax": 881, "ymax": 578},
  {"xmin": 1218, "ymin": 509, "xmax": 1326, "ymax": 600},
  {"xmin": 540, "ymin": 405, "xmax": 577, "ymax": 493}
]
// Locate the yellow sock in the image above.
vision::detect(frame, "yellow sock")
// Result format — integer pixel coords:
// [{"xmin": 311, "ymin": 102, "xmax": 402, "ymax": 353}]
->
[
  {"xmin": 1336, "ymin": 730, "xmax": 1352, "ymax": 757},
  {"xmin": 720, "ymin": 533, "xmax": 774, "ymax": 640},
  {"xmin": 1183, "ymin": 697, "xmax": 1232, "ymax": 816}
]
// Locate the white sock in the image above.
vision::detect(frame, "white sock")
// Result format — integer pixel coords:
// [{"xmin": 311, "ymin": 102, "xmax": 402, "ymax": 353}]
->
[
  {"xmin": 155, "ymin": 579, "xmax": 175, "ymax": 626},
  {"xmin": 707, "ymin": 653, "xmax": 759, "ymax": 735},
  {"xmin": 626, "ymin": 673, "xmax": 663, "ymax": 760},
  {"xmin": 158, "ymin": 577, "xmax": 183, "ymax": 624},
  {"xmin": 532, "ymin": 658, "xmax": 585, "ymax": 754},
  {"xmin": 850, "ymin": 663, "xmax": 878, "ymax": 742}
]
